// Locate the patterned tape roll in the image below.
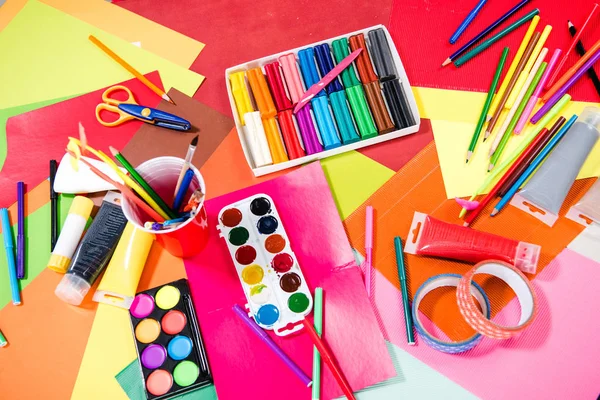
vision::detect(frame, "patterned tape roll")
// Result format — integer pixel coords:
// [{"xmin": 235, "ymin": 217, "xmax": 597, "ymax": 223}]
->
[
  {"xmin": 412, "ymin": 274, "xmax": 491, "ymax": 354},
  {"xmin": 457, "ymin": 260, "xmax": 537, "ymax": 339}
]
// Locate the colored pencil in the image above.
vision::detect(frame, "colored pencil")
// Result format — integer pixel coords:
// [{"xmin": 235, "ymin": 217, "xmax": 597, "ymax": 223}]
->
[
  {"xmin": 364, "ymin": 206, "xmax": 374, "ymax": 297},
  {"xmin": 0, "ymin": 329, "xmax": 7, "ymax": 347},
  {"xmin": 467, "ymin": 48, "xmax": 509, "ymax": 163},
  {"xmin": 233, "ymin": 305, "xmax": 312, "ymax": 387},
  {"xmin": 545, "ymin": 3, "xmax": 599, "ymax": 89},
  {"xmin": 1, "ymin": 208, "xmax": 20, "ymax": 306},
  {"xmin": 505, "ymin": 25, "xmax": 552, "ymax": 109},
  {"xmin": 173, "ymin": 135, "xmax": 198, "ymax": 201},
  {"xmin": 492, "ymin": 115, "xmax": 577, "ymax": 216},
  {"xmin": 485, "ymin": 32, "xmax": 540, "ymax": 141},
  {"xmin": 515, "ymin": 48, "xmax": 562, "ymax": 134},
  {"xmin": 568, "ymin": 20, "xmax": 600, "ymax": 97},
  {"xmin": 301, "ymin": 319, "xmax": 356, "ymax": 400},
  {"xmin": 394, "ymin": 237, "xmax": 415, "ymax": 345},
  {"xmin": 88, "ymin": 35, "xmax": 174, "ymax": 104},
  {"xmin": 449, "ymin": 0, "xmax": 488, "ymax": 44},
  {"xmin": 453, "ymin": 8, "xmax": 540, "ymax": 67},
  {"xmin": 16, "ymin": 182, "xmax": 25, "ymax": 279},
  {"xmin": 497, "ymin": 117, "xmax": 565, "ymax": 197},
  {"xmin": 173, "ymin": 169, "xmax": 195, "ymax": 211},
  {"xmin": 442, "ymin": 0, "xmax": 530, "ymax": 67},
  {"xmin": 312, "ymin": 288, "xmax": 324, "ymax": 400},
  {"xmin": 486, "ymin": 15, "xmax": 540, "ymax": 120},
  {"xmin": 50, "ymin": 159, "xmax": 58, "ymax": 250},
  {"xmin": 110, "ymin": 146, "xmax": 177, "ymax": 219},
  {"xmin": 458, "ymin": 94, "xmax": 571, "ymax": 219}
]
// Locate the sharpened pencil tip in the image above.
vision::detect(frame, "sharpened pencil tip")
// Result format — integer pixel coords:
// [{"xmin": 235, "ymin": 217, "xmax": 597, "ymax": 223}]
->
[
  {"xmin": 568, "ymin": 20, "xmax": 573, "ymax": 28},
  {"xmin": 109, "ymin": 146, "xmax": 119, "ymax": 156},
  {"xmin": 488, "ymin": 163, "xmax": 494, "ymax": 171},
  {"xmin": 463, "ymin": 222, "xmax": 469, "ymax": 227},
  {"xmin": 491, "ymin": 209, "xmax": 499, "ymax": 216},
  {"xmin": 442, "ymin": 58, "xmax": 451, "ymax": 67},
  {"xmin": 163, "ymin": 93, "xmax": 175, "ymax": 104}
]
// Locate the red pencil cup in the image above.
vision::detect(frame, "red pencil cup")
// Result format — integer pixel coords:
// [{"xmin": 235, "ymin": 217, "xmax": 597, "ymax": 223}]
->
[{"xmin": 121, "ymin": 156, "xmax": 209, "ymax": 258}]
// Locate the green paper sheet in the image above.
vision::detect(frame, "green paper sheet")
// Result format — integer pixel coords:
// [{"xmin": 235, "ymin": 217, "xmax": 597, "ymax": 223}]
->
[{"xmin": 0, "ymin": 0, "xmax": 204, "ymax": 110}]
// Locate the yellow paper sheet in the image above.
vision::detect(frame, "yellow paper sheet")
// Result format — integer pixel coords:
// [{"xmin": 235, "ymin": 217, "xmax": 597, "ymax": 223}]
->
[
  {"xmin": 428, "ymin": 89, "xmax": 600, "ymax": 198},
  {"xmin": 0, "ymin": 0, "xmax": 204, "ymax": 110},
  {"xmin": 0, "ymin": 0, "xmax": 204, "ymax": 69}
]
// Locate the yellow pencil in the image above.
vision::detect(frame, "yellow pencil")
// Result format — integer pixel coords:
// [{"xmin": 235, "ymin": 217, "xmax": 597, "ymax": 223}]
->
[
  {"xmin": 487, "ymin": 15, "xmax": 540, "ymax": 121},
  {"xmin": 88, "ymin": 35, "xmax": 174, "ymax": 104},
  {"xmin": 505, "ymin": 25, "xmax": 552, "ymax": 109}
]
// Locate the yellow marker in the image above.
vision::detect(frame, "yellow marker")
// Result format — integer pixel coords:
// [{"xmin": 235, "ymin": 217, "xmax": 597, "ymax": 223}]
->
[
  {"xmin": 487, "ymin": 15, "xmax": 540, "ymax": 120},
  {"xmin": 506, "ymin": 24, "xmax": 552, "ymax": 108},
  {"xmin": 230, "ymin": 71, "xmax": 254, "ymax": 125}
]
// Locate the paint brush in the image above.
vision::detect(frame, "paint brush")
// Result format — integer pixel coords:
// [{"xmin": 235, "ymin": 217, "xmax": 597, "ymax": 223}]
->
[
  {"xmin": 173, "ymin": 135, "xmax": 198, "ymax": 200},
  {"xmin": 232, "ymin": 304, "xmax": 312, "ymax": 387},
  {"xmin": 364, "ymin": 206, "xmax": 374, "ymax": 297}
]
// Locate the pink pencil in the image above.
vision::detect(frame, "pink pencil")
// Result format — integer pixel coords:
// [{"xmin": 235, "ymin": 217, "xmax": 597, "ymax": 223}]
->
[
  {"xmin": 515, "ymin": 48, "xmax": 562, "ymax": 134},
  {"xmin": 364, "ymin": 206, "xmax": 374, "ymax": 297}
]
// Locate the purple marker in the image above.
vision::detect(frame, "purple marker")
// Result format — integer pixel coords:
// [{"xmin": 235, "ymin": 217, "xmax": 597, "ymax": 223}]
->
[
  {"xmin": 296, "ymin": 106, "xmax": 323, "ymax": 155},
  {"xmin": 232, "ymin": 304, "xmax": 312, "ymax": 387},
  {"xmin": 17, "ymin": 182, "xmax": 24, "ymax": 279}
]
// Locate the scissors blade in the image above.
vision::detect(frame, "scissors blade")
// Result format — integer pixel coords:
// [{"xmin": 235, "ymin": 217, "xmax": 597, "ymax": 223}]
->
[{"xmin": 119, "ymin": 104, "xmax": 191, "ymax": 131}]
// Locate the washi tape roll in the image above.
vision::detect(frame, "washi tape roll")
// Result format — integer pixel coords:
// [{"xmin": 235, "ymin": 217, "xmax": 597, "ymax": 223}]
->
[
  {"xmin": 457, "ymin": 260, "xmax": 537, "ymax": 339},
  {"xmin": 412, "ymin": 274, "xmax": 491, "ymax": 354}
]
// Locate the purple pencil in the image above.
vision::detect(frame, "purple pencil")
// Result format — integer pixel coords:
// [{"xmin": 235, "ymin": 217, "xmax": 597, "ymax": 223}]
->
[
  {"xmin": 16, "ymin": 182, "xmax": 24, "ymax": 279},
  {"xmin": 531, "ymin": 47, "xmax": 600, "ymax": 124},
  {"xmin": 233, "ymin": 304, "xmax": 312, "ymax": 387}
]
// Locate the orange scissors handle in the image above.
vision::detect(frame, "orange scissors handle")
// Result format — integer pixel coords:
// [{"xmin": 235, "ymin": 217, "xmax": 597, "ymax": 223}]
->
[{"xmin": 96, "ymin": 85, "xmax": 138, "ymax": 127}]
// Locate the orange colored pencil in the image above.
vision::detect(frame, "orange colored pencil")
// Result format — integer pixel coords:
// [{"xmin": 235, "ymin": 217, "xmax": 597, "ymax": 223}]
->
[{"xmin": 89, "ymin": 35, "xmax": 174, "ymax": 104}]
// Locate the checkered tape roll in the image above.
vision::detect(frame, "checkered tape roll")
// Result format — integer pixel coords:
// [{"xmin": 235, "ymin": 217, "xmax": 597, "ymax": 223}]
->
[
  {"xmin": 457, "ymin": 260, "xmax": 537, "ymax": 340},
  {"xmin": 412, "ymin": 274, "xmax": 491, "ymax": 354}
]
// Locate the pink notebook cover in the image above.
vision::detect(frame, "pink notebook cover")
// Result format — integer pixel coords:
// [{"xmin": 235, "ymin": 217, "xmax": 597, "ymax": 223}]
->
[{"xmin": 184, "ymin": 162, "xmax": 395, "ymax": 400}]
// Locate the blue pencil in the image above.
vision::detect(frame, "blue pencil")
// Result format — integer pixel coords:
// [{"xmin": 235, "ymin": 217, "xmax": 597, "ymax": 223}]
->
[
  {"xmin": 491, "ymin": 115, "xmax": 578, "ymax": 216},
  {"xmin": 443, "ymin": 0, "xmax": 531, "ymax": 66},
  {"xmin": 449, "ymin": 0, "xmax": 488, "ymax": 44},
  {"xmin": 172, "ymin": 169, "xmax": 195, "ymax": 211},
  {"xmin": 1, "ymin": 208, "xmax": 21, "ymax": 305}
]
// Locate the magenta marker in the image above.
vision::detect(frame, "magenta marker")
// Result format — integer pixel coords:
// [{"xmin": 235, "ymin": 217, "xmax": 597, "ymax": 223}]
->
[
  {"xmin": 16, "ymin": 182, "xmax": 25, "ymax": 279},
  {"xmin": 364, "ymin": 206, "xmax": 374, "ymax": 297}
]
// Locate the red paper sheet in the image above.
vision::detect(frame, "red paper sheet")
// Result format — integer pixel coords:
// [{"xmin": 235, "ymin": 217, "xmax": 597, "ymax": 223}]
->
[
  {"xmin": 184, "ymin": 162, "xmax": 395, "ymax": 400},
  {"xmin": 1, "ymin": 71, "xmax": 163, "ymax": 207}
]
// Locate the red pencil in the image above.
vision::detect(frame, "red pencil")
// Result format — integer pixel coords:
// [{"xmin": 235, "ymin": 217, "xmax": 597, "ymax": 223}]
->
[{"xmin": 300, "ymin": 319, "xmax": 356, "ymax": 400}]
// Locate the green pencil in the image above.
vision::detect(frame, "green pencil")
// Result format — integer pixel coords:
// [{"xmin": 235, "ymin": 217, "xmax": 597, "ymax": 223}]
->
[
  {"xmin": 109, "ymin": 146, "xmax": 178, "ymax": 219},
  {"xmin": 394, "ymin": 237, "xmax": 414, "ymax": 345},
  {"xmin": 454, "ymin": 8, "xmax": 540, "ymax": 67},
  {"xmin": 312, "ymin": 288, "xmax": 323, "ymax": 400},
  {"xmin": 0, "ymin": 329, "xmax": 7, "ymax": 347},
  {"xmin": 467, "ymin": 47, "xmax": 509, "ymax": 163}
]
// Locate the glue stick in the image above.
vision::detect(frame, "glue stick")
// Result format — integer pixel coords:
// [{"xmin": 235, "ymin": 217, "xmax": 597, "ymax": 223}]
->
[
  {"xmin": 93, "ymin": 223, "xmax": 154, "ymax": 309},
  {"xmin": 47, "ymin": 196, "xmax": 94, "ymax": 273}
]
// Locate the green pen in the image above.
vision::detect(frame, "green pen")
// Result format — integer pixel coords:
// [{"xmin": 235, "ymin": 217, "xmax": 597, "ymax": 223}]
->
[
  {"xmin": 311, "ymin": 287, "xmax": 323, "ymax": 400},
  {"xmin": 394, "ymin": 236, "xmax": 415, "ymax": 345},
  {"xmin": 0, "ymin": 329, "xmax": 7, "ymax": 347},
  {"xmin": 332, "ymin": 38, "xmax": 378, "ymax": 139}
]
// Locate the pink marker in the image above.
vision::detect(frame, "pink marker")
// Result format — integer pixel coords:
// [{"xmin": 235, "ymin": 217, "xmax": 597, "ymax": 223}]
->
[
  {"xmin": 515, "ymin": 48, "xmax": 562, "ymax": 134},
  {"xmin": 364, "ymin": 205, "xmax": 374, "ymax": 297},
  {"xmin": 293, "ymin": 49, "xmax": 362, "ymax": 114}
]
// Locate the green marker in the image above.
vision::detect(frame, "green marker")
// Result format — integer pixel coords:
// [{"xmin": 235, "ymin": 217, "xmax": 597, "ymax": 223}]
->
[
  {"xmin": 0, "ymin": 329, "xmax": 7, "ymax": 347},
  {"xmin": 394, "ymin": 237, "xmax": 415, "ymax": 345},
  {"xmin": 332, "ymin": 38, "xmax": 378, "ymax": 139},
  {"xmin": 311, "ymin": 288, "xmax": 323, "ymax": 400}
]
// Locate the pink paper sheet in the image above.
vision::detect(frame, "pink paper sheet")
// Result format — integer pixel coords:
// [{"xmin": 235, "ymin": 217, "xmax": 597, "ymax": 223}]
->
[
  {"xmin": 1, "ymin": 71, "xmax": 164, "ymax": 207},
  {"xmin": 369, "ymin": 248, "xmax": 600, "ymax": 399},
  {"xmin": 184, "ymin": 162, "xmax": 395, "ymax": 400}
]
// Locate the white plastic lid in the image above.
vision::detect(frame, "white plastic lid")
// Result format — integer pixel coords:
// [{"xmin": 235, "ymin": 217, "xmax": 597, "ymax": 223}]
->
[
  {"xmin": 514, "ymin": 242, "xmax": 541, "ymax": 274},
  {"xmin": 55, "ymin": 274, "xmax": 91, "ymax": 306}
]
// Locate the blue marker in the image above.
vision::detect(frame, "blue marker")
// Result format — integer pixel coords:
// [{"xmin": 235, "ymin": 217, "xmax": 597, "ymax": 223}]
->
[
  {"xmin": 1, "ymin": 208, "xmax": 21, "ymax": 305},
  {"xmin": 449, "ymin": 0, "xmax": 488, "ymax": 44},
  {"xmin": 172, "ymin": 169, "xmax": 195, "ymax": 212}
]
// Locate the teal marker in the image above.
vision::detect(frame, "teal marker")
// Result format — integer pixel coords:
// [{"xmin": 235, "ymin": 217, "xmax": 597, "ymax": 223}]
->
[{"xmin": 394, "ymin": 236, "xmax": 415, "ymax": 345}]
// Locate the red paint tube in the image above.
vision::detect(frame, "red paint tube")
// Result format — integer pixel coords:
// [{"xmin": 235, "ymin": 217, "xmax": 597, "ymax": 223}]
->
[{"xmin": 404, "ymin": 212, "xmax": 540, "ymax": 274}]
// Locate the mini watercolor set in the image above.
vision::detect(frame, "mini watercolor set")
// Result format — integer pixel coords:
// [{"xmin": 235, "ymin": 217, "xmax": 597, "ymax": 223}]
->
[
  {"xmin": 218, "ymin": 194, "xmax": 313, "ymax": 336},
  {"xmin": 129, "ymin": 279, "xmax": 212, "ymax": 399}
]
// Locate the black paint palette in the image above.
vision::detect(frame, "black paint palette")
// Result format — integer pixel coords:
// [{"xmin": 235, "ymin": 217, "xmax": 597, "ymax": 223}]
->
[
  {"xmin": 129, "ymin": 279, "xmax": 212, "ymax": 399},
  {"xmin": 217, "ymin": 194, "xmax": 313, "ymax": 336}
]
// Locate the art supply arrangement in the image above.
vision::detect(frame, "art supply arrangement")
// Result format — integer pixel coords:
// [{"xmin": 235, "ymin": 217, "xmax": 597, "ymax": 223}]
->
[
  {"xmin": 217, "ymin": 194, "xmax": 313, "ymax": 335},
  {"xmin": 129, "ymin": 279, "xmax": 212, "ymax": 398},
  {"xmin": 226, "ymin": 25, "xmax": 420, "ymax": 176}
]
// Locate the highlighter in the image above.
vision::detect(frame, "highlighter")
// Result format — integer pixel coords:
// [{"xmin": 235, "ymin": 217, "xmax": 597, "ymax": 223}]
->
[
  {"xmin": 229, "ymin": 72, "xmax": 273, "ymax": 168},
  {"xmin": 47, "ymin": 196, "xmax": 94, "ymax": 273},
  {"xmin": 247, "ymin": 67, "xmax": 289, "ymax": 163},
  {"xmin": 348, "ymin": 34, "xmax": 395, "ymax": 134},
  {"xmin": 93, "ymin": 222, "xmax": 155, "ymax": 309},
  {"xmin": 299, "ymin": 48, "xmax": 358, "ymax": 146},
  {"xmin": 264, "ymin": 61, "xmax": 305, "ymax": 159},
  {"xmin": 280, "ymin": 52, "xmax": 340, "ymax": 151},
  {"xmin": 330, "ymin": 39, "xmax": 378, "ymax": 139},
  {"xmin": 368, "ymin": 28, "xmax": 416, "ymax": 129}
]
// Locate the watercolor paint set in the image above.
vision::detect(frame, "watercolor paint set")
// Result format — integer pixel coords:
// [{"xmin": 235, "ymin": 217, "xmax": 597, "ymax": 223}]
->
[
  {"xmin": 128, "ymin": 279, "xmax": 212, "ymax": 399},
  {"xmin": 217, "ymin": 194, "xmax": 313, "ymax": 336},
  {"xmin": 225, "ymin": 25, "xmax": 420, "ymax": 176}
]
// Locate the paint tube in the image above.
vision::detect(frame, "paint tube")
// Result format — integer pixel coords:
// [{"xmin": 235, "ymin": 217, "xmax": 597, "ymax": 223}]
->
[
  {"xmin": 566, "ymin": 177, "xmax": 600, "ymax": 226},
  {"xmin": 55, "ymin": 192, "xmax": 128, "ymax": 306},
  {"xmin": 404, "ymin": 212, "xmax": 541, "ymax": 274},
  {"xmin": 93, "ymin": 222, "xmax": 154, "ymax": 309},
  {"xmin": 512, "ymin": 107, "xmax": 600, "ymax": 226},
  {"xmin": 47, "ymin": 196, "xmax": 94, "ymax": 273}
]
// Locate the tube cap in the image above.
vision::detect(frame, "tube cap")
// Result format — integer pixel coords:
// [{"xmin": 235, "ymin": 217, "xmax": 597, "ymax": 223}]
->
[
  {"xmin": 55, "ymin": 273, "xmax": 91, "ymax": 306},
  {"xmin": 514, "ymin": 242, "xmax": 541, "ymax": 274},
  {"xmin": 47, "ymin": 254, "xmax": 71, "ymax": 274},
  {"xmin": 70, "ymin": 196, "xmax": 94, "ymax": 219},
  {"xmin": 579, "ymin": 106, "xmax": 600, "ymax": 131}
]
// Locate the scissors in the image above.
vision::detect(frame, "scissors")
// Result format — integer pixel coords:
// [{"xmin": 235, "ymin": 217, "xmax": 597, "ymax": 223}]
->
[{"xmin": 95, "ymin": 85, "xmax": 191, "ymax": 131}]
